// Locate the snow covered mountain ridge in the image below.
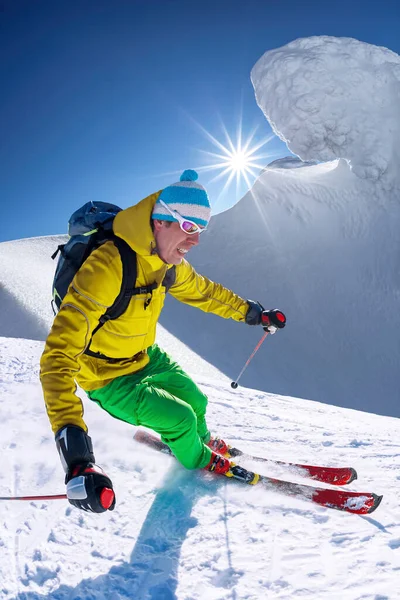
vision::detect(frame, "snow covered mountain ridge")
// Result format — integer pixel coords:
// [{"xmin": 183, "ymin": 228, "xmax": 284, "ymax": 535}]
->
[
  {"xmin": 161, "ymin": 37, "xmax": 400, "ymax": 417},
  {"xmin": 251, "ymin": 36, "xmax": 400, "ymax": 193}
]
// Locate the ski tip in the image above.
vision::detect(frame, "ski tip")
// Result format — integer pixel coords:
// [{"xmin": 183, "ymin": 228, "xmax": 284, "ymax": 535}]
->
[
  {"xmin": 367, "ymin": 494, "xmax": 383, "ymax": 514},
  {"xmin": 348, "ymin": 468, "xmax": 358, "ymax": 484}
]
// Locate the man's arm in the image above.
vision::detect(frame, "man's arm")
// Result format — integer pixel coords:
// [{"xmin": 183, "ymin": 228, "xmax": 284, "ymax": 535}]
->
[
  {"xmin": 168, "ymin": 259, "xmax": 250, "ymax": 322},
  {"xmin": 40, "ymin": 241, "xmax": 122, "ymax": 434},
  {"xmin": 40, "ymin": 242, "xmax": 121, "ymax": 513}
]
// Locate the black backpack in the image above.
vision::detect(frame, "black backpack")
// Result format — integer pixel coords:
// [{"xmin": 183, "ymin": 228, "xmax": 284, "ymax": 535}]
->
[{"xmin": 51, "ymin": 201, "xmax": 174, "ymax": 361}]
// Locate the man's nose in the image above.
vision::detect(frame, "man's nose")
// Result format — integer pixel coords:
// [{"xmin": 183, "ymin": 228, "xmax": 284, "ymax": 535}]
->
[{"xmin": 190, "ymin": 232, "xmax": 200, "ymax": 245}]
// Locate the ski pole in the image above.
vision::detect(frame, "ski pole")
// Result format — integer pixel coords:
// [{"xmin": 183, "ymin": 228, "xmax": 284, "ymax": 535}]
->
[
  {"xmin": 0, "ymin": 487, "xmax": 114, "ymax": 507},
  {"xmin": 231, "ymin": 331, "xmax": 269, "ymax": 389},
  {"xmin": 231, "ymin": 309, "xmax": 286, "ymax": 389},
  {"xmin": 0, "ymin": 493, "xmax": 67, "ymax": 501}
]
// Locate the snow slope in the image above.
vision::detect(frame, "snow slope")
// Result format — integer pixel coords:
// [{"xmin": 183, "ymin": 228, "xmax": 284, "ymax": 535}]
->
[
  {"xmin": 0, "ymin": 234, "xmax": 399, "ymax": 599},
  {"xmin": 1, "ymin": 335, "xmax": 400, "ymax": 600},
  {"xmin": 0, "ymin": 235, "xmax": 228, "ymax": 382},
  {"xmin": 167, "ymin": 156, "xmax": 400, "ymax": 417}
]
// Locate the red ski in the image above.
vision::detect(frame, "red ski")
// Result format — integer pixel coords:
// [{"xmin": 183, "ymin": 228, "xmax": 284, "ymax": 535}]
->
[
  {"xmin": 225, "ymin": 446, "xmax": 357, "ymax": 486},
  {"xmin": 256, "ymin": 474, "xmax": 382, "ymax": 514},
  {"xmin": 134, "ymin": 429, "xmax": 356, "ymax": 485},
  {"xmin": 134, "ymin": 429, "xmax": 382, "ymax": 515}
]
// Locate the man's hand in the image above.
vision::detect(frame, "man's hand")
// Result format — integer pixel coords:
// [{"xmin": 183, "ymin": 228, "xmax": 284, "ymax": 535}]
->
[
  {"xmin": 66, "ymin": 463, "xmax": 115, "ymax": 513},
  {"xmin": 55, "ymin": 425, "xmax": 116, "ymax": 513},
  {"xmin": 245, "ymin": 300, "xmax": 264, "ymax": 325},
  {"xmin": 261, "ymin": 309, "xmax": 286, "ymax": 334},
  {"xmin": 246, "ymin": 301, "xmax": 286, "ymax": 333}
]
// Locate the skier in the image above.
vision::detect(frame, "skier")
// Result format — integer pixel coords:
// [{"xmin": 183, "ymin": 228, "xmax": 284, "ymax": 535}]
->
[{"xmin": 40, "ymin": 169, "xmax": 284, "ymax": 513}]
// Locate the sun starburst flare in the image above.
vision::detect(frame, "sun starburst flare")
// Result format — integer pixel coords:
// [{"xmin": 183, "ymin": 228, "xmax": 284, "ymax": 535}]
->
[{"xmin": 191, "ymin": 117, "xmax": 276, "ymax": 203}]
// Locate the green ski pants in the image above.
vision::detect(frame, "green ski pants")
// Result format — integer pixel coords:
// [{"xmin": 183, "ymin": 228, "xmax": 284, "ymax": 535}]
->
[{"xmin": 87, "ymin": 345, "xmax": 213, "ymax": 470}]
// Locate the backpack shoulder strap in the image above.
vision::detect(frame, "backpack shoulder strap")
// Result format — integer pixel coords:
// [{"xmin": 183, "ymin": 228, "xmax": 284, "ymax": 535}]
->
[
  {"xmin": 110, "ymin": 235, "xmax": 158, "ymax": 312},
  {"xmin": 162, "ymin": 266, "xmax": 176, "ymax": 292},
  {"xmin": 104, "ymin": 235, "xmax": 137, "ymax": 321},
  {"xmin": 84, "ymin": 234, "xmax": 157, "ymax": 361},
  {"xmin": 84, "ymin": 236, "xmax": 136, "ymax": 359}
]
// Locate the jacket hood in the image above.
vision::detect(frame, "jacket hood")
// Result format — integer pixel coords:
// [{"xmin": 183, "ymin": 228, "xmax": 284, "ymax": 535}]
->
[{"xmin": 113, "ymin": 191, "xmax": 162, "ymax": 256}]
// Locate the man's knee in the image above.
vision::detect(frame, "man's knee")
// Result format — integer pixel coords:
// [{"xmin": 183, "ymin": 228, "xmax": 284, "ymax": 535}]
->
[
  {"xmin": 189, "ymin": 391, "xmax": 208, "ymax": 419},
  {"xmin": 162, "ymin": 404, "xmax": 205, "ymax": 469},
  {"xmin": 170, "ymin": 402, "xmax": 197, "ymax": 435}
]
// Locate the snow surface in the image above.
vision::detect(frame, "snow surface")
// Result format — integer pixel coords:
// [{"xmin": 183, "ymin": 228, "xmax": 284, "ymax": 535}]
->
[
  {"xmin": 1, "ymin": 334, "xmax": 400, "ymax": 599},
  {"xmin": 251, "ymin": 36, "xmax": 400, "ymax": 192},
  {"xmin": 0, "ymin": 236, "xmax": 400, "ymax": 599}
]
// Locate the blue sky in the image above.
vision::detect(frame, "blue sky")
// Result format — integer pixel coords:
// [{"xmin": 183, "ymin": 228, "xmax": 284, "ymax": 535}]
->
[{"xmin": 1, "ymin": 0, "xmax": 399, "ymax": 242}]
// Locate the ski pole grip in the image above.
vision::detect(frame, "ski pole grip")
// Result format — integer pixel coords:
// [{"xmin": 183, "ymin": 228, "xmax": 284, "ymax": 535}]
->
[{"xmin": 261, "ymin": 309, "xmax": 286, "ymax": 332}]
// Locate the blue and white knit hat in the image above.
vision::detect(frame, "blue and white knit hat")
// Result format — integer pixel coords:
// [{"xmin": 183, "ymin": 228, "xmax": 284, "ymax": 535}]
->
[{"xmin": 152, "ymin": 169, "xmax": 211, "ymax": 228}]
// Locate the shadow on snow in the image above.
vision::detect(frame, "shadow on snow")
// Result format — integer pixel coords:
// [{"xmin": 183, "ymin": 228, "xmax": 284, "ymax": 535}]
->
[{"xmin": 13, "ymin": 468, "xmax": 237, "ymax": 600}]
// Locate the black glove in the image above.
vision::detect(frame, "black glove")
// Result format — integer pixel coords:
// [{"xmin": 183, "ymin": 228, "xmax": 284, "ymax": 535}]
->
[
  {"xmin": 246, "ymin": 301, "xmax": 286, "ymax": 333},
  {"xmin": 245, "ymin": 300, "xmax": 265, "ymax": 325},
  {"xmin": 66, "ymin": 463, "xmax": 115, "ymax": 513},
  {"xmin": 55, "ymin": 425, "xmax": 115, "ymax": 513}
]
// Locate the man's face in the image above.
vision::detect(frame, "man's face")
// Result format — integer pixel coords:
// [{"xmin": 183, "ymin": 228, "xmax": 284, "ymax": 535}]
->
[{"xmin": 153, "ymin": 220, "xmax": 200, "ymax": 265}]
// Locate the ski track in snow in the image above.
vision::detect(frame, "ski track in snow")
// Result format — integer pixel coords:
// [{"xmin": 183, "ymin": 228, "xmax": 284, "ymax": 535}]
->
[{"xmin": 1, "ymin": 338, "xmax": 400, "ymax": 600}]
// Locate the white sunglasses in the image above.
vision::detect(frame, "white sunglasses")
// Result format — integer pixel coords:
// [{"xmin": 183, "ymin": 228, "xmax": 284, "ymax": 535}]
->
[{"xmin": 159, "ymin": 200, "xmax": 206, "ymax": 235}]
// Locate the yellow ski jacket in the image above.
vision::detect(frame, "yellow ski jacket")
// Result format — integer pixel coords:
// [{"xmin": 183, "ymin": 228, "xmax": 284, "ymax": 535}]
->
[{"xmin": 40, "ymin": 192, "xmax": 250, "ymax": 434}]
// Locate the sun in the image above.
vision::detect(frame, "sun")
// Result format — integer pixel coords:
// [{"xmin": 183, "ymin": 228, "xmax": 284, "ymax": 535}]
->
[
  {"xmin": 228, "ymin": 149, "xmax": 250, "ymax": 173},
  {"xmin": 190, "ymin": 117, "xmax": 276, "ymax": 201},
  {"xmin": 155, "ymin": 113, "xmax": 276, "ymax": 204}
]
